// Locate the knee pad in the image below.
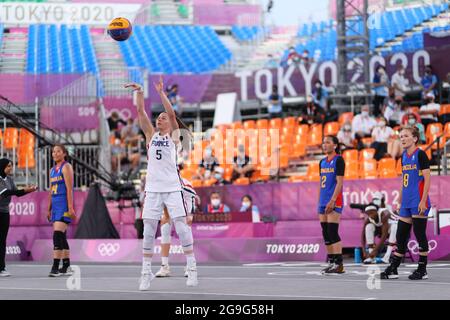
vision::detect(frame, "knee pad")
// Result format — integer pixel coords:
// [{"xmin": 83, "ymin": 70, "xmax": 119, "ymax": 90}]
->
[
  {"xmin": 327, "ymin": 223, "xmax": 341, "ymax": 245},
  {"xmin": 413, "ymin": 218, "xmax": 428, "ymax": 253},
  {"xmin": 160, "ymin": 222, "xmax": 172, "ymax": 244},
  {"xmin": 365, "ymin": 223, "xmax": 376, "ymax": 245},
  {"xmin": 142, "ymin": 219, "xmax": 158, "ymax": 255},
  {"xmin": 320, "ymin": 222, "xmax": 330, "ymax": 245},
  {"xmin": 62, "ymin": 231, "xmax": 69, "ymax": 250},
  {"xmin": 173, "ymin": 217, "xmax": 193, "ymax": 252},
  {"xmin": 396, "ymin": 220, "xmax": 412, "ymax": 255},
  {"xmin": 53, "ymin": 231, "xmax": 64, "ymax": 251}
]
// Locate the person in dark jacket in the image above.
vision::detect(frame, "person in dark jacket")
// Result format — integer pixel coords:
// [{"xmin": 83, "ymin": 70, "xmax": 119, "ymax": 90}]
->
[{"xmin": 0, "ymin": 158, "xmax": 37, "ymax": 276}]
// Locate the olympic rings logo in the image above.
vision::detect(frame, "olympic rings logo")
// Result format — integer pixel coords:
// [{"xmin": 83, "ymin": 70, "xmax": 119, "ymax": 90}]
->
[
  {"xmin": 407, "ymin": 240, "xmax": 437, "ymax": 255},
  {"xmin": 107, "ymin": 108, "xmax": 133, "ymax": 121},
  {"xmin": 97, "ymin": 243, "xmax": 121, "ymax": 257}
]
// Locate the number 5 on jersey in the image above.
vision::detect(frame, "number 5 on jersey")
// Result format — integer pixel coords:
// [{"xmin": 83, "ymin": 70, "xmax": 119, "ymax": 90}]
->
[{"xmin": 156, "ymin": 149, "xmax": 162, "ymax": 160}]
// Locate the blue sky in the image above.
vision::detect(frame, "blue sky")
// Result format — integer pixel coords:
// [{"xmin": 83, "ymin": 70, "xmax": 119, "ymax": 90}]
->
[{"xmin": 260, "ymin": 0, "xmax": 330, "ymax": 26}]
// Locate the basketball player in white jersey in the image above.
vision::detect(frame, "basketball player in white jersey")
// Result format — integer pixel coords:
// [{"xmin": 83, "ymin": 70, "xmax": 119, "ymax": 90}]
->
[
  {"xmin": 125, "ymin": 78, "xmax": 198, "ymax": 291},
  {"xmin": 156, "ymin": 178, "xmax": 199, "ymax": 278}
]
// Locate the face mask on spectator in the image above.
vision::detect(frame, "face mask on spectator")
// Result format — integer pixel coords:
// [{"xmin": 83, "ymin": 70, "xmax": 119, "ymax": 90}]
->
[
  {"xmin": 344, "ymin": 125, "xmax": 351, "ymax": 132},
  {"xmin": 241, "ymin": 201, "xmax": 251, "ymax": 210},
  {"xmin": 379, "ymin": 121, "xmax": 386, "ymax": 128},
  {"xmin": 399, "ymin": 70, "xmax": 405, "ymax": 76},
  {"xmin": 315, "ymin": 83, "xmax": 321, "ymax": 88},
  {"xmin": 379, "ymin": 68, "xmax": 385, "ymax": 75},
  {"xmin": 408, "ymin": 118, "xmax": 416, "ymax": 125},
  {"xmin": 211, "ymin": 199, "xmax": 221, "ymax": 207},
  {"xmin": 214, "ymin": 172, "xmax": 222, "ymax": 180},
  {"xmin": 303, "ymin": 52, "xmax": 308, "ymax": 58},
  {"xmin": 361, "ymin": 111, "xmax": 369, "ymax": 117},
  {"xmin": 205, "ymin": 148, "xmax": 212, "ymax": 157}
]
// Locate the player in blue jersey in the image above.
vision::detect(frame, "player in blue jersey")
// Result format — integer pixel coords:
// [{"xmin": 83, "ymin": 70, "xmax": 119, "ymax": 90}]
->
[
  {"xmin": 381, "ymin": 126, "xmax": 431, "ymax": 280},
  {"xmin": 47, "ymin": 144, "xmax": 75, "ymax": 277},
  {"xmin": 318, "ymin": 135, "xmax": 345, "ymax": 274}
]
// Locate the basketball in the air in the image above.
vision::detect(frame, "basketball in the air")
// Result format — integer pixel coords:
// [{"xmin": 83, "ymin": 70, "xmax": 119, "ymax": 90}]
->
[{"xmin": 107, "ymin": 17, "xmax": 132, "ymax": 41}]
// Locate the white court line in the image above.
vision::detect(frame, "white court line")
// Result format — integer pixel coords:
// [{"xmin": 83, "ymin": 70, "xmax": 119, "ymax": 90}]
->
[{"xmin": 0, "ymin": 286, "xmax": 372, "ymax": 300}]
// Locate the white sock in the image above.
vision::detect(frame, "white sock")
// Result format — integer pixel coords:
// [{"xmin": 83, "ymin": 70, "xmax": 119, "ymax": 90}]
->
[
  {"xmin": 161, "ymin": 257, "xmax": 169, "ymax": 266},
  {"xmin": 186, "ymin": 254, "xmax": 196, "ymax": 268},
  {"xmin": 384, "ymin": 246, "xmax": 394, "ymax": 259},
  {"xmin": 142, "ymin": 256, "xmax": 152, "ymax": 274}
]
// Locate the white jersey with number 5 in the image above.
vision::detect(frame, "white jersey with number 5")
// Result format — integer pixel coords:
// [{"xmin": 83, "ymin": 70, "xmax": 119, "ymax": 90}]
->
[{"xmin": 145, "ymin": 132, "xmax": 182, "ymax": 193}]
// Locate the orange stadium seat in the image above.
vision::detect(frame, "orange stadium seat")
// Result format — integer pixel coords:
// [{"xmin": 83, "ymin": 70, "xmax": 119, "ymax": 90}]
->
[
  {"xmin": 292, "ymin": 143, "xmax": 306, "ymax": 158},
  {"xmin": 289, "ymin": 175, "xmax": 306, "ymax": 183},
  {"xmin": 345, "ymin": 162, "xmax": 359, "ymax": 180},
  {"xmin": 307, "ymin": 124, "xmax": 323, "ymax": 147},
  {"xmin": 306, "ymin": 162, "xmax": 320, "ymax": 181},
  {"xmin": 234, "ymin": 177, "xmax": 250, "ymax": 185},
  {"xmin": 296, "ymin": 124, "xmax": 310, "ymax": 137},
  {"xmin": 256, "ymin": 119, "xmax": 269, "ymax": 130},
  {"xmin": 203, "ymin": 178, "xmax": 216, "ymax": 187},
  {"xmin": 269, "ymin": 118, "xmax": 282, "ymax": 129},
  {"xmin": 409, "ymin": 106, "xmax": 420, "ymax": 114},
  {"xmin": 191, "ymin": 180, "xmax": 203, "ymax": 188},
  {"xmin": 243, "ymin": 120, "xmax": 256, "ymax": 130},
  {"xmin": 445, "ymin": 123, "xmax": 450, "ymax": 137},
  {"xmin": 426, "ymin": 122, "xmax": 443, "ymax": 137},
  {"xmin": 17, "ymin": 152, "xmax": 35, "ymax": 169},
  {"xmin": 324, "ymin": 122, "xmax": 340, "ymax": 136},
  {"xmin": 283, "ymin": 117, "xmax": 297, "ymax": 129},
  {"xmin": 396, "ymin": 159, "xmax": 402, "ymax": 175},
  {"xmin": 439, "ymin": 104, "xmax": 450, "ymax": 116},
  {"xmin": 342, "ymin": 149, "xmax": 359, "ymax": 163},
  {"xmin": 360, "ymin": 159, "xmax": 378, "ymax": 179},
  {"xmin": 360, "ymin": 148, "xmax": 376, "ymax": 161},
  {"xmin": 3, "ymin": 128, "xmax": 19, "ymax": 150},
  {"xmin": 230, "ymin": 121, "xmax": 243, "ymax": 130},
  {"xmin": 378, "ymin": 158, "xmax": 397, "ymax": 178},
  {"xmin": 419, "ymin": 144, "xmax": 432, "ymax": 160},
  {"xmin": 339, "ymin": 112, "xmax": 354, "ymax": 125}
]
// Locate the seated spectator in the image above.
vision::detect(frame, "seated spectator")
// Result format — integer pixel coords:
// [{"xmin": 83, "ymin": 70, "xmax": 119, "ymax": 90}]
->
[
  {"xmin": 400, "ymin": 105, "xmax": 421, "ymax": 125},
  {"xmin": 204, "ymin": 191, "xmax": 231, "ymax": 214},
  {"xmin": 265, "ymin": 54, "xmax": 278, "ymax": 68},
  {"xmin": 352, "ymin": 105, "xmax": 377, "ymax": 150},
  {"xmin": 419, "ymin": 92, "xmax": 441, "ymax": 129},
  {"xmin": 313, "ymin": 80, "xmax": 329, "ymax": 110},
  {"xmin": 371, "ymin": 117, "xmax": 394, "ymax": 160},
  {"xmin": 121, "ymin": 119, "xmax": 141, "ymax": 144},
  {"xmin": 300, "ymin": 96, "xmax": 325, "ymax": 124},
  {"xmin": 107, "ymin": 112, "xmax": 127, "ymax": 132},
  {"xmin": 111, "ymin": 133, "xmax": 126, "ymax": 173},
  {"xmin": 167, "ymin": 84, "xmax": 183, "ymax": 116},
  {"xmin": 383, "ymin": 95, "xmax": 404, "ymax": 126},
  {"xmin": 267, "ymin": 85, "xmax": 283, "ymax": 119},
  {"xmin": 324, "ymin": 100, "xmax": 338, "ymax": 123},
  {"xmin": 212, "ymin": 167, "xmax": 231, "ymax": 186},
  {"xmin": 337, "ymin": 121, "xmax": 354, "ymax": 150},
  {"xmin": 239, "ymin": 195, "xmax": 261, "ymax": 223},
  {"xmin": 421, "ymin": 65, "xmax": 438, "ymax": 99},
  {"xmin": 300, "ymin": 49, "xmax": 314, "ymax": 65},
  {"xmin": 194, "ymin": 146, "xmax": 219, "ymax": 181},
  {"xmin": 231, "ymin": 145, "xmax": 255, "ymax": 182},
  {"xmin": 391, "ymin": 64, "xmax": 409, "ymax": 100},
  {"xmin": 286, "ymin": 46, "xmax": 301, "ymax": 66}
]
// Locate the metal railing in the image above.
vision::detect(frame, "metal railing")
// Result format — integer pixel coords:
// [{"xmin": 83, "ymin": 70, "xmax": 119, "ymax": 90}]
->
[{"xmin": 424, "ymin": 133, "xmax": 450, "ymax": 176}]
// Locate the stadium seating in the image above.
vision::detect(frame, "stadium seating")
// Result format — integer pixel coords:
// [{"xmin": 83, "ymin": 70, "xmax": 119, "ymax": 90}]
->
[
  {"xmin": 119, "ymin": 25, "xmax": 232, "ymax": 74},
  {"xmin": 26, "ymin": 24, "xmax": 99, "ymax": 74},
  {"xmin": 284, "ymin": 3, "xmax": 447, "ymax": 62},
  {"xmin": 231, "ymin": 26, "xmax": 264, "ymax": 42}
]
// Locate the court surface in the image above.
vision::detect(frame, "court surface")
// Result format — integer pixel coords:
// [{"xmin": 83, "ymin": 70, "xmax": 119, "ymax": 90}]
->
[{"xmin": 0, "ymin": 261, "xmax": 449, "ymax": 300}]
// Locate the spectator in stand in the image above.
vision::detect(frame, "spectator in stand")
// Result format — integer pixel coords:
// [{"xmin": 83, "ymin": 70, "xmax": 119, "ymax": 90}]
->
[
  {"xmin": 371, "ymin": 117, "xmax": 394, "ymax": 161},
  {"xmin": 372, "ymin": 65, "xmax": 389, "ymax": 117},
  {"xmin": 419, "ymin": 92, "xmax": 441, "ymax": 129},
  {"xmin": 388, "ymin": 113, "xmax": 426, "ymax": 160},
  {"xmin": 391, "ymin": 64, "xmax": 409, "ymax": 99},
  {"xmin": 286, "ymin": 46, "xmax": 301, "ymax": 66},
  {"xmin": 300, "ymin": 95, "xmax": 325, "ymax": 124},
  {"xmin": 301, "ymin": 49, "xmax": 314, "ymax": 65},
  {"xmin": 337, "ymin": 121, "xmax": 354, "ymax": 150},
  {"xmin": 352, "ymin": 105, "xmax": 377, "ymax": 150},
  {"xmin": 193, "ymin": 146, "xmax": 219, "ymax": 182},
  {"xmin": 204, "ymin": 191, "xmax": 230, "ymax": 214},
  {"xmin": 212, "ymin": 167, "xmax": 231, "ymax": 186},
  {"xmin": 121, "ymin": 118, "xmax": 141, "ymax": 143},
  {"xmin": 313, "ymin": 80, "xmax": 329, "ymax": 110},
  {"xmin": 239, "ymin": 195, "xmax": 261, "ymax": 223},
  {"xmin": 107, "ymin": 112, "xmax": 127, "ymax": 132},
  {"xmin": 110, "ymin": 132, "xmax": 126, "ymax": 173},
  {"xmin": 267, "ymin": 85, "xmax": 283, "ymax": 119},
  {"xmin": 400, "ymin": 104, "xmax": 421, "ymax": 125},
  {"xmin": 167, "ymin": 84, "xmax": 183, "ymax": 117},
  {"xmin": 231, "ymin": 145, "xmax": 255, "ymax": 182},
  {"xmin": 406, "ymin": 113, "xmax": 426, "ymax": 144},
  {"xmin": 421, "ymin": 65, "xmax": 438, "ymax": 99},
  {"xmin": 383, "ymin": 95, "xmax": 404, "ymax": 126},
  {"xmin": 324, "ymin": 100, "xmax": 339, "ymax": 123}
]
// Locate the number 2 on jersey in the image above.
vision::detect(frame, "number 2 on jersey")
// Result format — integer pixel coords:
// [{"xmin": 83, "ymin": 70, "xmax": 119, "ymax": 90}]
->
[
  {"xmin": 321, "ymin": 176, "xmax": 326, "ymax": 188},
  {"xmin": 156, "ymin": 149, "xmax": 162, "ymax": 160}
]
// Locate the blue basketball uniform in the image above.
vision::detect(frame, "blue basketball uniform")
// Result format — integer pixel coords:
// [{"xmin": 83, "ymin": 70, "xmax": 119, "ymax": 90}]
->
[
  {"xmin": 400, "ymin": 148, "xmax": 431, "ymax": 217},
  {"xmin": 318, "ymin": 155, "xmax": 345, "ymax": 214},
  {"xmin": 50, "ymin": 161, "xmax": 72, "ymax": 223}
]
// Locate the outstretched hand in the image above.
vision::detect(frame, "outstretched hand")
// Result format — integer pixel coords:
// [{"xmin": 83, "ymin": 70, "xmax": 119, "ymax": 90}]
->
[
  {"xmin": 153, "ymin": 75, "xmax": 164, "ymax": 94},
  {"xmin": 124, "ymin": 83, "xmax": 143, "ymax": 92}
]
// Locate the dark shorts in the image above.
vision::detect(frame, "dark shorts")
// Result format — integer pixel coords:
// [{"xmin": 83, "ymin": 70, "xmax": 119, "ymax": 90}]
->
[
  {"xmin": 318, "ymin": 206, "xmax": 343, "ymax": 214},
  {"xmin": 399, "ymin": 207, "xmax": 430, "ymax": 218}
]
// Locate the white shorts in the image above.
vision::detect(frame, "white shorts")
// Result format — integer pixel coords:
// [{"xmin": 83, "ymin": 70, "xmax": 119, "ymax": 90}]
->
[{"xmin": 142, "ymin": 191, "xmax": 189, "ymax": 220}]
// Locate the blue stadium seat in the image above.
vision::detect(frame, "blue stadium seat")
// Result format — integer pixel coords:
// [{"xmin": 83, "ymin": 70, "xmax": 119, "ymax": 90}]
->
[
  {"xmin": 119, "ymin": 25, "xmax": 232, "ymax": 74},
  {"xmin": 26, "ymin": 24, "xmax": 98, "ymax": 75}
]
